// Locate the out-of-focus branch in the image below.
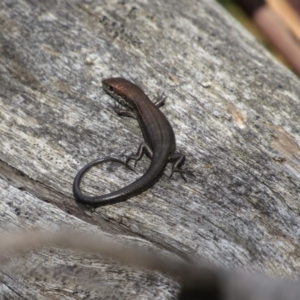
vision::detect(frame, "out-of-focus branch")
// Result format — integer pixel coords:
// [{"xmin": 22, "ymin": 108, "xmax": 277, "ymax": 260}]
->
[
  {"xmin": 1, "ymin": 230, "xmax": 299, "ymax": 300},
  {"xmin": 253, "ymin": 3, "xmax": 300, "ymax": 76},
  {"xmin": 266, "ymin": 0, "xmax": 300, "ymax": 42}
]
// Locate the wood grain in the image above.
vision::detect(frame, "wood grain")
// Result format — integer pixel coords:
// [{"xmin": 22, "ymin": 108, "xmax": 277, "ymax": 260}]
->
[{"xmin": 1, "ymin": 0, "xmax": 300, "ymax": 298}]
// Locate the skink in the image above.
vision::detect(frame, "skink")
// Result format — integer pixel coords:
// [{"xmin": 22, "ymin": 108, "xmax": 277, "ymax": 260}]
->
[{"xmin": 73, "ymin": 77, "xmax": 186, "ymax": 206}]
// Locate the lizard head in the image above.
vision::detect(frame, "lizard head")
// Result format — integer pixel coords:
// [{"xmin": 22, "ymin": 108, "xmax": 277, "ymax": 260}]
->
[{"xmin": 102, "ymin": 77, "xmax": 144, "ymax": 109}]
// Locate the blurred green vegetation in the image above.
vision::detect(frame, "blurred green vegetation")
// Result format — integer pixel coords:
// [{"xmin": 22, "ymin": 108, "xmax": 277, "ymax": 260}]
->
[
  {"xmin": 216, "ymin": 0, "xmax": 264, "ymax": 40},
  {"xmin": 216, "ymin": 0, "xmax": 285, "ymax": 63}
]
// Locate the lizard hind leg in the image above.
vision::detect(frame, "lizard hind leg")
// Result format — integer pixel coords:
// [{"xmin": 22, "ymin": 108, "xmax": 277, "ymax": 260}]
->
[
  {"xmin": 168, "ymin": 152, "xmax": 192, "ymax": 182},
  {"xmin": 124, "ymin": 143, "xmax": 153, "ymax": 168}
]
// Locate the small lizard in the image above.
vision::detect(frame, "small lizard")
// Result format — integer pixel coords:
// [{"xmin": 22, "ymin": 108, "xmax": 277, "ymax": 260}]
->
[{"xmin": 73, "ymin": 77, "xmax": 186, "ymax": 205}]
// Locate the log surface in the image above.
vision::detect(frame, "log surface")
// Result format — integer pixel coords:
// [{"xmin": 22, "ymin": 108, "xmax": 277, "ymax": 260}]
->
[{"xmin": 1, "ymin": 0, "xmax": 300, "ymax": 298}]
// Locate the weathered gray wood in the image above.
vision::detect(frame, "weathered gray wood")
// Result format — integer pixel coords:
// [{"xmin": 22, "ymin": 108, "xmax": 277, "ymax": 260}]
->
[
  {"xmin": 0, "ymin": 178, "xmax": 179, "ymax": 299},
  {"xmin": 1, "ymin": 230, "xmax": 300, "ymax": 300},
  {"xmin": 1, "ymin": 0, "xmax": 300, "ymax": 298}
]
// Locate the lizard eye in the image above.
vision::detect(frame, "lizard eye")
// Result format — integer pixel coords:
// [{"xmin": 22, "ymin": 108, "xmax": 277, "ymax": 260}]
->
[{"xmin": 107, "ymin": 85, "xmax": 114, "ymax": 91}]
